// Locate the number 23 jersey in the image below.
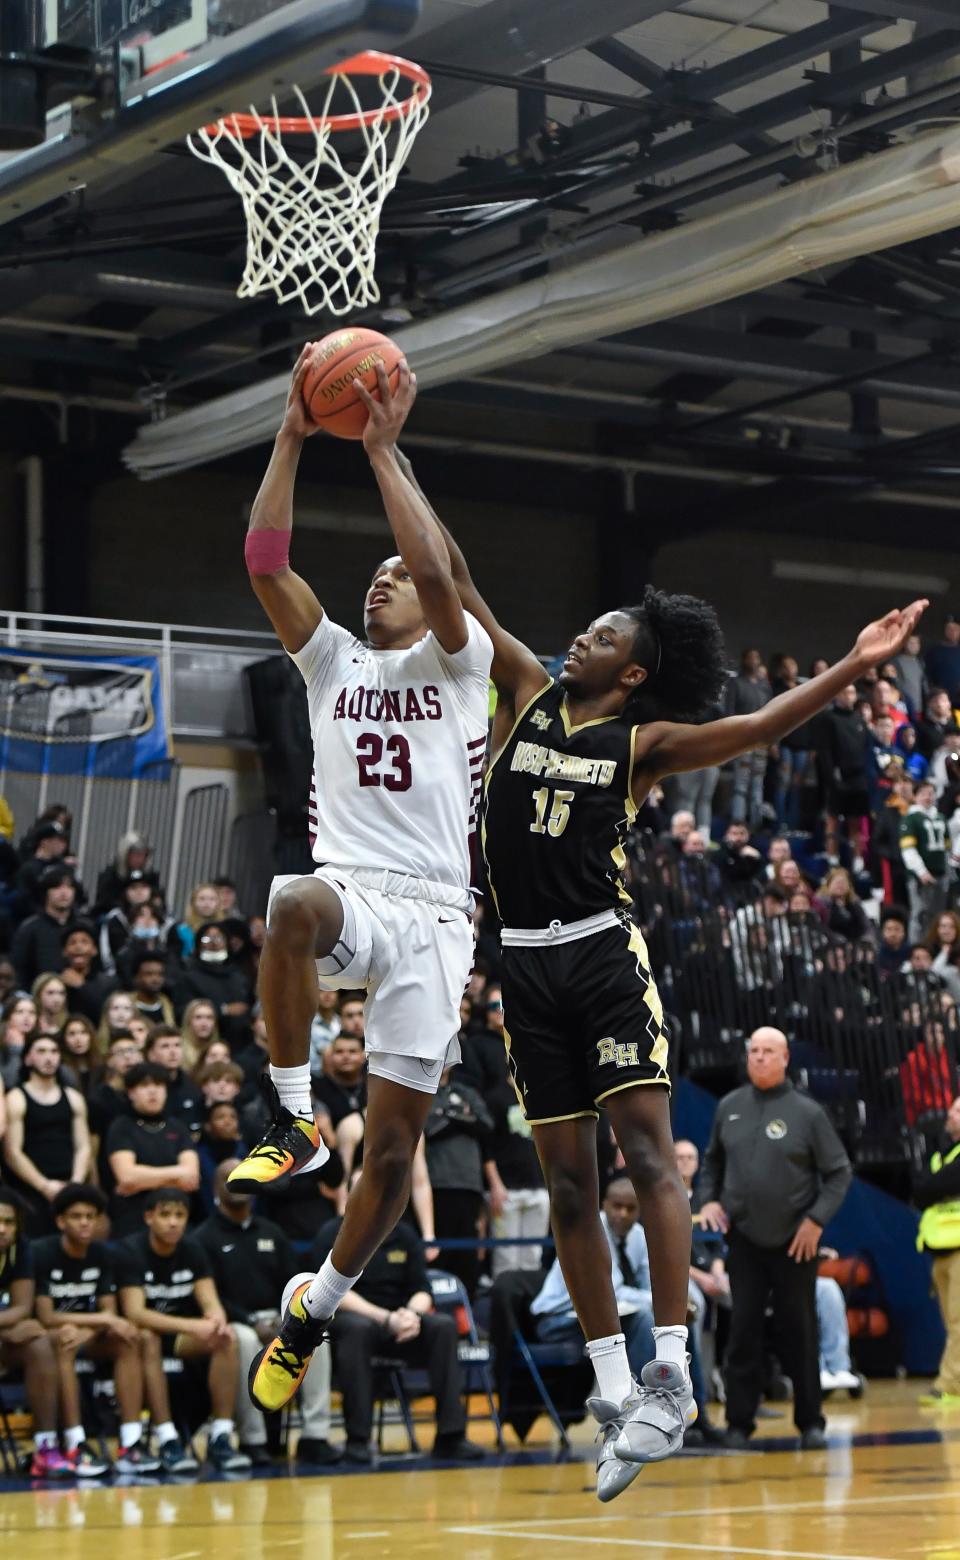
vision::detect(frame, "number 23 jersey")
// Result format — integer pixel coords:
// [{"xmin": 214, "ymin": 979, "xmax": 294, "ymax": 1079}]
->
[
  {"xmin": 482, "ymin": 680, "xmax": 638, "ymax": 927},
  {"xmin": 290, "ymin": 611, "xmax": 493, "ymax": 891}
]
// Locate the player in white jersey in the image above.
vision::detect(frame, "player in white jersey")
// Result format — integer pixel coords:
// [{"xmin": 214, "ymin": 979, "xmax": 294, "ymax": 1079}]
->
[{"xmin": 227, "ymin": 346, "xmax": 492, "ymax": 1426}]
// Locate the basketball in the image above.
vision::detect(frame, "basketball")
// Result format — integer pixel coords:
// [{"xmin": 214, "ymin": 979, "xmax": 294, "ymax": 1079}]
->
[{"xmin": 302, "ymin": 327, "xmax": 404, "ymax": 439}]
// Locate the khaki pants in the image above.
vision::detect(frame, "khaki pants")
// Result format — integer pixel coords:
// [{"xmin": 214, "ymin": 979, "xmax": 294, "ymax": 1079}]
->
[
  {"xmin": 233, "ymin": 1323, "xmax": 332, "ymax": 1446},
  {"xmin": 933, "ymin": 1249, "xmax": 960, "ymax": 1396}
]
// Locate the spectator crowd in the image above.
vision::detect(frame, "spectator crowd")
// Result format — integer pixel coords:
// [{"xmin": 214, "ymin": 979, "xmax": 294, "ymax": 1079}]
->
[{"xmin": 1, "ymin": 616, "xmax": 959, "ymax": 1478}]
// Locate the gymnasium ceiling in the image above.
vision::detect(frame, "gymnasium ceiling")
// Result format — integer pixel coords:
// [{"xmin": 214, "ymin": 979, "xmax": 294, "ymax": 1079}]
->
[{"xmin": 4, "ymin": 0, "xmax": 960, "ymax": 543}]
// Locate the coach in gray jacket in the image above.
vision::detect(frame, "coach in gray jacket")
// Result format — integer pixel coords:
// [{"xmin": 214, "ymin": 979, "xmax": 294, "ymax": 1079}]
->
[{"xmin": 699, "ymin": 1026, "xmax": 851, "ymax": 1448}]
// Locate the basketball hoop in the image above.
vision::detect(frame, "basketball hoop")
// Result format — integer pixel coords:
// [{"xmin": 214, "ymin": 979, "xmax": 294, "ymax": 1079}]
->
[{"xmin": 186, "ymin": 51, "xmax": 431, "ymax": 316}]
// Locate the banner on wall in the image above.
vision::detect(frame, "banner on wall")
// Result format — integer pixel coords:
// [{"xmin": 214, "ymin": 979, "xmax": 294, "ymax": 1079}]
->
[{"xmin": 0, "ymin": 649, "xmax": 170, "ymax": 777}]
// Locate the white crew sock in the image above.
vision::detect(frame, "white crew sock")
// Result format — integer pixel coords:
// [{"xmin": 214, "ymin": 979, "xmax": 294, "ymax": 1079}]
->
[
  {"xmin": 586, "ymin": 1333, "xmax": 632, "ymax": 1405},
  {"xmin": 154, "ymin": 1421, "xmax": 179, "ymax": 1446},
  {"xmin": 653, "ymin": 1324, "xmax": 689, "ymax": 1371},
  {"xmin": 119, "ymin": 1422, "xmax": 143, "ymax": 1450},
  {"xmin": 210, "ymin": 1418, "xmax": 234, "ymax": 1441},
  {"xmin": 270, "ymin": 1062, "xmax": 313, "ymax": 1118},
  {"xmin": 64, "ymin": 1425, "xmax": 85, "ymax": 1453},
  {"xmin": 304, "ymin": 1255, "xmax": 362, "ymax": 1320},
  {"xmin": 34, "ymin": 1430, "xmax": 58, "ymax": 1451}
]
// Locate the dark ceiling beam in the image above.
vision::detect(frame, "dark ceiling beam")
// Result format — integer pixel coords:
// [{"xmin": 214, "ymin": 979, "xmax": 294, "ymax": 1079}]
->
[
  {"xmin": 412, "ymin": 0, "xmax": 675, "ymax": 115},
  {"xmin": 416, "ymin": 60, "xmax": 648, "ymax": 113},
  {"xmin": 708, "ymin": 287, "xmax": 943, "ymax": 341},
  {"xmin": 827, "ymin": 0, "xmax": 960, "ymax": 23},
  {"xmin": 679, "ymin": 346, "xmax": 941, "ymax": 435},
  {"xmin": 588, "ymin": 35, "xmax": 779, "ymax": 160},
  {"xmin": 683, "ymin": 11, "xmax": 884, "ymax": 99},
  {"xmin": 587, "ymin": 38, "xmax": 665, "ymax": 93},
  {"xmin": 0, "ymin": 331, "xmax": 135, "ymax": 375},
  {"xmin": 575, "ymin": 323, "xmax": 960, "ymax": 408},
  {"xmin": 421, "ymin": 27, "xmax": 960, "ymax": 293}
]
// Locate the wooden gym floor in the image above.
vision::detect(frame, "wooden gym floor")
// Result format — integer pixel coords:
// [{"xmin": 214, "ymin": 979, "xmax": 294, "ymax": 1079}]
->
[{"xmin": 3, "ymin": 1383, "xmax": 960, "ymax": 1559}]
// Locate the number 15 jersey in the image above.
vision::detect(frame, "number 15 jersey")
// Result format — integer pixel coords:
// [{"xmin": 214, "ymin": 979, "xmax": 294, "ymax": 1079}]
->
[
  {"xmin": 290, "ymin": 611, "xmax": 493, "ymax": 893},
  {"xmin": 482, "ymin": 680, "xmax": 638, "ymax": 927}
]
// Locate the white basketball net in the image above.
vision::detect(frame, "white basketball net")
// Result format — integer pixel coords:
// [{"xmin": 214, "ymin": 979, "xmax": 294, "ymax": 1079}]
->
[{"xmin": 186, "ymin": 57, "xmax": 431, "ymax": 316}]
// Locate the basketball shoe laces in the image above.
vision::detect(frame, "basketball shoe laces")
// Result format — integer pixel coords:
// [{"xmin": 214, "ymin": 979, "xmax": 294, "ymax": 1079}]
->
[{"xmin": 247, "ymin": 1075, "xmax": 312, "ymax": 1165}]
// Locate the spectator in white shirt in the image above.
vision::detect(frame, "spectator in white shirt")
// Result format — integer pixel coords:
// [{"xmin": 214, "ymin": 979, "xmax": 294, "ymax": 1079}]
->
[{"xmin": 531, "ymin": 1177, "xmax": 654, "ymax": 1380}]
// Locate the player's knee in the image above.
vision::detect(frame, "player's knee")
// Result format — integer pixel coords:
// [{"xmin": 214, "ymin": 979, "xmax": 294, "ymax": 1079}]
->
[
  {"xmin": 621, "ymin": 1131, "xmax": 677, "ymax": 1194},
  {"xmin": 54, "ymin": 1329, "xmax": 78, "ymax": 1355},
  {"xmin": 267, "ymin": 883, "xmax": 326, "ymax": 955},
  {"xmin": 24, "ymin": 1330, "xmax": 53, "ymax": 1363},
  {"xmin": 139, "ymin": 1328, "xmax": 160, "ymax": 1358},
  {"xmin": 362, "ymin": 1126, "xmax": 416, "ymax": 1190},
  {"xmin": 547, "ymin": 1164, "xmax": 593, "ymax": 1233}
]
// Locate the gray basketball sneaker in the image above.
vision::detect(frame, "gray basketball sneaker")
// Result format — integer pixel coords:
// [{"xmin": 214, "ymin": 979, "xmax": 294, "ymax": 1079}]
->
[
  {"xmin": 588, "ymin": 1383, "xmax": 646, "ymax": 1503},
  {"xmin": 613, "ymin": 1358, "xmax": 697, "ymax": 1464}
]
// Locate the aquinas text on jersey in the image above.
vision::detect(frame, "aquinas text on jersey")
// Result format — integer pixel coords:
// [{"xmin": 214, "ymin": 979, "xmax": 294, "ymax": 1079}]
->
[
  {"xmin": 510, "ymin": 739, "xmax": 617, "ymax": 788},
  {"xmin": 332, "ymin": 685, "xmax": 443, "ymax": 723}
]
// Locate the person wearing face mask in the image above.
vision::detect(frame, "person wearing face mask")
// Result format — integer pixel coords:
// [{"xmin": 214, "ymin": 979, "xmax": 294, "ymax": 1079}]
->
[
  {"xmin": 99, "ymin": 875, "xmax": 158, "ymax": 978},
  {"xmin": 175, "ymin": 883, "xmax": 224, "ymax": 960},
  {"xmin": 175, "ymin": 922, "xmax": 252, "ymax": 1051}
]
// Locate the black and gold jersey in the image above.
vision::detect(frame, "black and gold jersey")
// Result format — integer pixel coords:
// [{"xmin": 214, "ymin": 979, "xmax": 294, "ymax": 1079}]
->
[{"xmin": 482, "ymin": 680, "xmax": 638, "ymax": 928}]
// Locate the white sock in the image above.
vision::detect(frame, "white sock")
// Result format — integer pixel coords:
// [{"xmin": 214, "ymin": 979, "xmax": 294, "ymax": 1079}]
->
[
  {"xmin": 64, "ymin": 1425, "xmax": 85, "ymax": 1453},
  {"xmin": 304, "ymin": 1255, "xmax": 361, "ymax": 1319},
  {"xmin": 210, "ymin": 1418, "xmax": 234, "ymax": 1441},
  {"xmin": 586, "ymin": 1333, "xmax": 632, "ymax": 1405},
  {"xmin": 270, "ymin": 1062, "xmax": 313, "ymax": 1118},
  {"xmin": 119, "ymin": 1422, "xmax": 142, "ymax": 1450},
  {"xmin": 154, "ymin": 1421, "xmax": 179, "ymax": 1446},
  {"xmin": 34, "ymin": 1430, "xmax": 58, "ymax": 1451},
  {"xmin": 653, "ymin": 1324, "xmax": 689, "ymax": 1371}
]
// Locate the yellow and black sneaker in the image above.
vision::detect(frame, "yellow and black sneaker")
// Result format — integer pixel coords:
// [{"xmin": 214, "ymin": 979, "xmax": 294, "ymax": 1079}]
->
[
  {"xmin": 248, "ymin": 1273, "xmax": 328, "ymax": 1413},
  {"xmin": 227, "ymin": 1078, "xmax": 328, "ymax": 1194}
]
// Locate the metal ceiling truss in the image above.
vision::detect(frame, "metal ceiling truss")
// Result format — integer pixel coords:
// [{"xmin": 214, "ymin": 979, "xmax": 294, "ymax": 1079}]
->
[{"xmin": 3, "ymin": 0, "xmax": 960, "ymax": 503}]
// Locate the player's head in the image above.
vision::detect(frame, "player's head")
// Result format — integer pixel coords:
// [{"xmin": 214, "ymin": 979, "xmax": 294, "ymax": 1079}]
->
[
  {"xmin": 363, "ymin": 556, "xmax": 426, "ymax": 648},
  {"xmin": 53, "ymin": 1183, "xmax": 106, "ymax": 1247},
  {"xmin": 0, "ymin": 1191, "xmax": 23, "ymax": 1253},
  {"xmin": 143, "ymin": 1188, "xmax": 190, "ymax": 1247},
  {"xmin": 559, "ymin": 586, "xmax": 727, "ymax": 722}
]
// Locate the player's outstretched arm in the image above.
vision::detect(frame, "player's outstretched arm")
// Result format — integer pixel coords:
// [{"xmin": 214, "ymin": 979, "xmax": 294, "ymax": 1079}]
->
[
  {"xmin": 358, "ymin": 361, "xmax": 471, "ymax": 655},
  {"xmin": 246, "ymin": 345, "xmax": 324, "ymax": 654},
  {"xmin": 637, "ymin": 599, "xmax": 928, "ymax": 784},
  {"xmin": 394, "ymin": 447, "xmax": 548, "ymax": 713}
]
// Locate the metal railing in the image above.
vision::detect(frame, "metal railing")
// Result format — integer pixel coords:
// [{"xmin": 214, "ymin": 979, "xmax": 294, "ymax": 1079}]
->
[
  {"xmin": 0, "ymin": 610, "xmax": 276, "ymax": 740},
  {"xmin": 628, "ymin": 838, "xmax": 958, "ymax": 1175}
]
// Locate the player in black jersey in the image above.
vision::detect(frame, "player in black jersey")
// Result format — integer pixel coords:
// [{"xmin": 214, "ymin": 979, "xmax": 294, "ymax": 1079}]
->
[{"xmin": 396, "ymin": 448, "xmax": 926, "ymax": 1500}]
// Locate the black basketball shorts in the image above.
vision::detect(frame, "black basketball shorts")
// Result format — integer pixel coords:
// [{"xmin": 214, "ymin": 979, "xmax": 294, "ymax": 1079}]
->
[{"xmin": 500, "ymin": 919, "xmax": 671, "ymax": 1124}]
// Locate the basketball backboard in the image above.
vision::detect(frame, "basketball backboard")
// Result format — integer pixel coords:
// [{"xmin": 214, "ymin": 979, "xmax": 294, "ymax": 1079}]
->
[
  {"xmin": 42, "ymin": 0, "xmax": 207, "ymax": 60},
  {"xmin": 0, "ymin": 0, "xmax": 420, "ymax": 224}
]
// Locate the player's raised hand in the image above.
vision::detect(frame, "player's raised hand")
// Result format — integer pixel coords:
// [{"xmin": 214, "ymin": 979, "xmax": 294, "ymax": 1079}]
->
[
  {"xmin": 853, "ymin": 598, "xmax": 929, "ymax": 668},
  {"xmin": 280, "ymin": 343, "xmax": 321, "ymax": 441},
  {"xmin": 358, "ymin": 358, "xmax": 417, "ymax": 455}
]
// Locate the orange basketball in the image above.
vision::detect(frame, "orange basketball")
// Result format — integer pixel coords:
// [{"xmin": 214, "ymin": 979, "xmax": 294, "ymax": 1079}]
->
[
  {"xmin": 847, "ymin": 1307, "xmax": 889, "ymax": 1338},
  {"xmin": 302, "ymin": 327, "xmax": 404, "ymax": 439}
]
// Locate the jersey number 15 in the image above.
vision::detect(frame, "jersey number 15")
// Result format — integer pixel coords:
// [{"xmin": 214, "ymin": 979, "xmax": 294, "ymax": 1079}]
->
[{"xmin": 530, "ymin": 787, "xmax": 574, "ymax": 837}]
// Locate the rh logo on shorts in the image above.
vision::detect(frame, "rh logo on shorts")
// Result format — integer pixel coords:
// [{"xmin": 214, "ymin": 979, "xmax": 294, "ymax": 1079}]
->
[{"xmin": 597, "ymin": 1036, "xmax": 639, "ymax": 1069}]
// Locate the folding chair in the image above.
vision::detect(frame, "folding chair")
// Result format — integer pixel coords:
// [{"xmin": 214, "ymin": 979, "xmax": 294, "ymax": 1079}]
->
[
  {"xmin": 510, "ymin": 1332, "xmax": 585, "ymax": 1451},
  {"xmin": 489, "ymin": 1270, "xmax": 593, "ymax": 1449},
  {"xmin": 368, "ymin": 1357, "xmax": 420, "ymax": 1452},
  {"xmin": 428, "ymin": 1269, "xmax": 504, "ymax": 1450}
]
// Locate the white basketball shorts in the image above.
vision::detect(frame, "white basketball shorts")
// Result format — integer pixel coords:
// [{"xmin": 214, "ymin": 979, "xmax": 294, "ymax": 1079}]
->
[{"xmin": 267, "ymin": 866, "xmax": 474, "ymax": 1093}]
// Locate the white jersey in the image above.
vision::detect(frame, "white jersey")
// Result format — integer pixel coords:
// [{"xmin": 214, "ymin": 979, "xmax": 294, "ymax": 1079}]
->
[{"xmin": 290, "ymin": 610, "xmax": 493, "ymax": 893}]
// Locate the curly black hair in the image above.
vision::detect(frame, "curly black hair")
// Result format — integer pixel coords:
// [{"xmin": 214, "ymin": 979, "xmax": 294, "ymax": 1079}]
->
[{"xmin": 617, "ymin": 585, "xmax": 728, "ymax": 724}]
